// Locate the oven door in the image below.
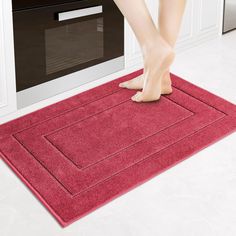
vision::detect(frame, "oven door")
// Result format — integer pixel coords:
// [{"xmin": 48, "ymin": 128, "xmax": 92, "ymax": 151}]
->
[{"xmin": 13, "ymin": 0, "xmax": 124, "ymax": 92}]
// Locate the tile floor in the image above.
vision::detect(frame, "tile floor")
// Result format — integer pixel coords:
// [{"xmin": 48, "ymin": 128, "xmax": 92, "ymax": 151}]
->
[{"xmin": 0, "ymin": 31, "xmax": 236, "ymax": 236}]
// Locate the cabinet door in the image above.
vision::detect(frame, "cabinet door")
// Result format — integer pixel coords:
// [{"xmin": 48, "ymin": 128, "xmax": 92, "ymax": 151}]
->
[
  {"xmin": 0, "ymin": 1, "xmax": 17, "ymax": 120},
  {"xmin": 197, "ymin": 0, "xmax": 222, "ymax": 34},
  {"xmin": 176, "ymin": 0, "xmax": 223, "ymax": 51}
]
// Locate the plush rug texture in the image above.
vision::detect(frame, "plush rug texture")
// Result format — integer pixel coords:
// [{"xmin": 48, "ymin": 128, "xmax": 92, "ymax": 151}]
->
[{"xmin": 0, "ymin": 69, "xmax": 236, "ymax": 227}]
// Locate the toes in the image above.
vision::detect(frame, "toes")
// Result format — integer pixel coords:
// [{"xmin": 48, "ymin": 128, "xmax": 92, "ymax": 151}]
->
[
  {"xmin": 119, "ymin": 82, "xmax": 127, "ymax": 88},
  {"xmin": 131, "ymin": 91, "xmax": 162, "ymax": 102},
  {"xmin": 131, "ymin": 92, "xmax": 138, "ymax": 101},
  {"xmin": 131, "ymin": 91, "xmax": 143, "ymax": 102},
  {"xmin": 119, "ymin": 81, "xmax": 132, "ymax": 89},
  {"xmin": 119, "ymin": 77, "xmax": 144, "ymax": 90}
]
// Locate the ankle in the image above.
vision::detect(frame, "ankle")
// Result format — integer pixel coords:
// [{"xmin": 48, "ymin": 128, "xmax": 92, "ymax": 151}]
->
[
  {"xmin": 141, "ymin": 40, "xmax": 156, "ymax": 60},
  {"xmin": 163, "ymin": 69, "xmax": 170, "ymax": 78},
  {"xmin": 141, "ymin": 36, "xmax": 174, "ymax": 62}
]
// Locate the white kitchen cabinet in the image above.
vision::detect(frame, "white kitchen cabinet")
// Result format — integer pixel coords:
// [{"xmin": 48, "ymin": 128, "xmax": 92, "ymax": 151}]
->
[
  {"xmin": 198, "ymin": 0, "xmax": 222, "ymax": 34},
  {"xmin": 176, "ymin": 0, "xmax": 223, "ymax": 51},
  {"xmin": 125, "ymin": 0, "xmax": 224, "ymax": 68},
  {"xmin": 0, "ymin": 0, "xmax": 17, "ymax": 119}
]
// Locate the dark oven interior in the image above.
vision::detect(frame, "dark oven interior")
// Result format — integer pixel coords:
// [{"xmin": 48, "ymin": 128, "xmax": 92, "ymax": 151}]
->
[{"xmin": 12, "ymin": 0, "xmax": 124, "ymax": 91}]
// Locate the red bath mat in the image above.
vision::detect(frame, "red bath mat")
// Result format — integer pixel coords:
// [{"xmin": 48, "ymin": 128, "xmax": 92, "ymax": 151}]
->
[{"xmin": 0, "ymin": 69, "xmax": 236, "ymax": 227}]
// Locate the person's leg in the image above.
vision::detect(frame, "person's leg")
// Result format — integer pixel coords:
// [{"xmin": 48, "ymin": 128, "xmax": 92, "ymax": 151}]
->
[
  {"xmin": 113, "ymin": 0, "xmax": 175, "ymax": 102},
  {"xmin": 119, "ymin": 0, "xmax": 187, "ymax": 95}
]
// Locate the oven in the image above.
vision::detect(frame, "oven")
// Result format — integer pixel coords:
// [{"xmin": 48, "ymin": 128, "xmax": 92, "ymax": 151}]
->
[{"xmin": 12, "ymin": 0, "xmax": 124, "ymax": 108}]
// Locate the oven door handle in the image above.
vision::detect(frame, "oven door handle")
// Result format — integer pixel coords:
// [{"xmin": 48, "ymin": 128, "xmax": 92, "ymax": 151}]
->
[{"xmin": 58, "ymin": 5, "xmax": 103, "ymax": 22}]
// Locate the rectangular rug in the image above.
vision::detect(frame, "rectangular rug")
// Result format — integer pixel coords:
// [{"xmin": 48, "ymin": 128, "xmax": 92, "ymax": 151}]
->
[{"xmin": 0, "ymin": 68, "xmax": 236, "ymax": 227}]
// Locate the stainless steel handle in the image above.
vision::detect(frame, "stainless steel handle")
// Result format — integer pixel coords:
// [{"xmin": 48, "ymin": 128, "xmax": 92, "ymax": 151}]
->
[{"xmin": 58, "ymin": 5, "xmax": 103, "ymax": 22}]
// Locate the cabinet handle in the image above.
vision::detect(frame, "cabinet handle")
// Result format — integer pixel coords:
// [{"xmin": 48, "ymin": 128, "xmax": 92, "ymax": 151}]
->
[{"xmin": 58, "ymin": 5, "xmax": 103, "ymax": 21}]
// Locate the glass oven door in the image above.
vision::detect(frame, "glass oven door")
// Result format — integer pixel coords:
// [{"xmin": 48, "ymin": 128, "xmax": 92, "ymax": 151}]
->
[{"xmin": 13, "ymin": 0, "xmax": 124, "ymax": 92}]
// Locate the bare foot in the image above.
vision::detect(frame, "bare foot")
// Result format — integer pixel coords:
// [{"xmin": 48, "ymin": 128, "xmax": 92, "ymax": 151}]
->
[
  {"xmin": 131, "ymin": 36, "xmax": 175, "ymax": 102},
  {"xmin": 119, "ymin": 74, "xmax": 144, "ymax": 90},
  {"xmin": 119, "ymin": 70, "xmax": 173, "ymax": 94}
]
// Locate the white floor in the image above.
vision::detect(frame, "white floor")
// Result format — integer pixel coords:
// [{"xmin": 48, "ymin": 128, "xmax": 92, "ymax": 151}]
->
[{"xmin": 1, "ymin": 31, "xmax": 236, "ymax": 236}]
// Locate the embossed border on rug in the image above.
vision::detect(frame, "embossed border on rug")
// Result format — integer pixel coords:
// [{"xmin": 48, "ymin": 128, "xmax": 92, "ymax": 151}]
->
[{"xmin": 0, "ymin": 69, "xmax": 236, "ymax": 227}]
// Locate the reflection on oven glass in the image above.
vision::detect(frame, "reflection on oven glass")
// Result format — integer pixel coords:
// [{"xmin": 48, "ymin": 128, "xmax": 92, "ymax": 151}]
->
[{"xmin": 45, "ymin": 17, "xmax": 104, "ymax": 75}]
